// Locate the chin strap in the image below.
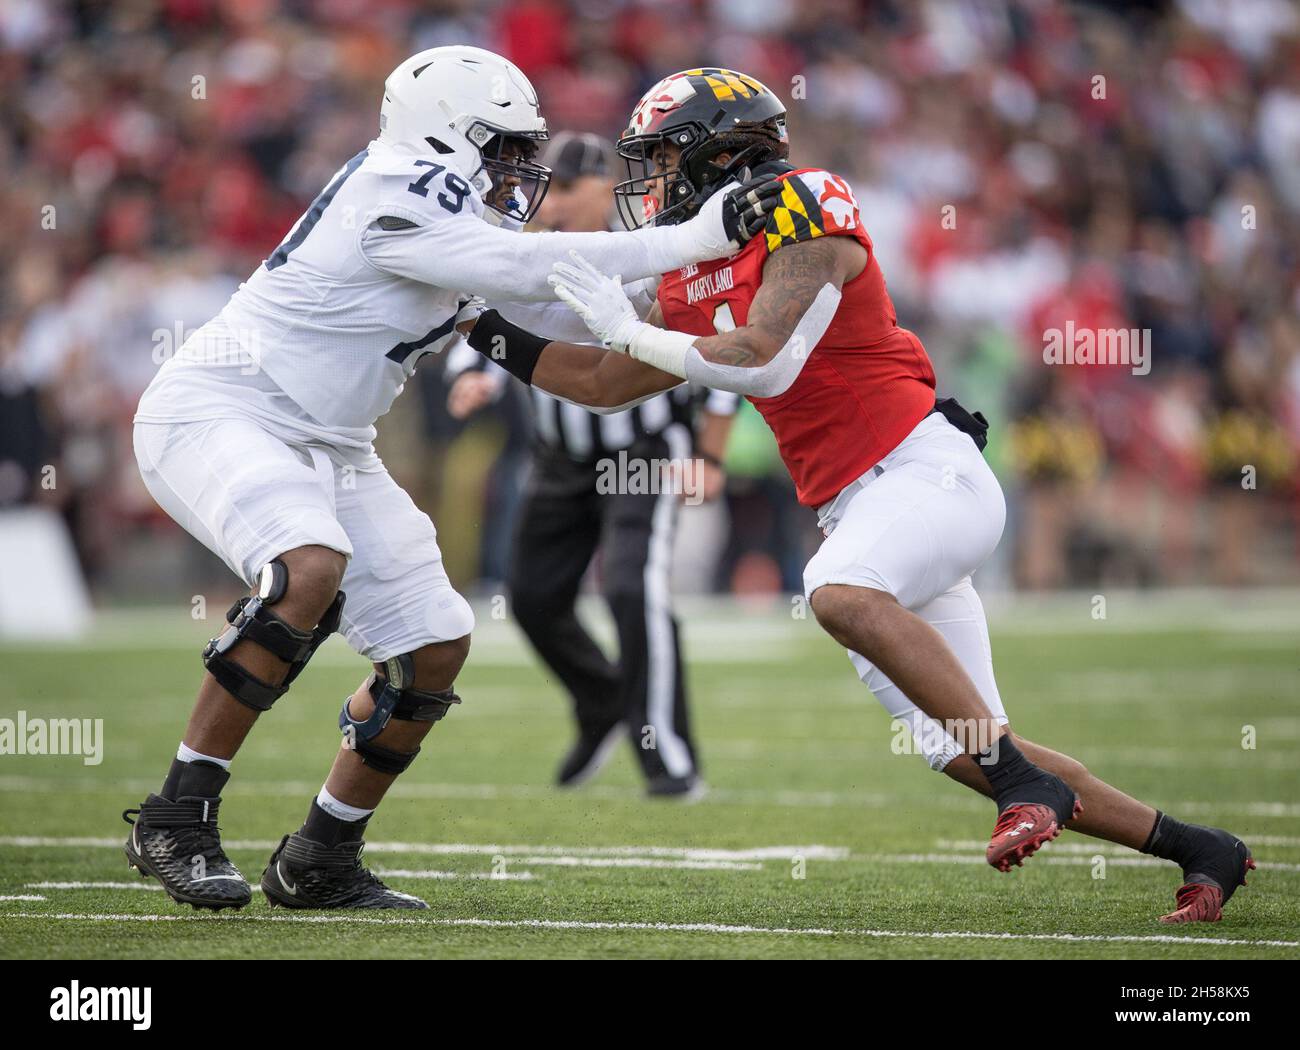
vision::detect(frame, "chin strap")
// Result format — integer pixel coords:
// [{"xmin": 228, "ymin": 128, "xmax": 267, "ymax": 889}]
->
[{"xmin": 684, "ymin": 146, "xmax": 787, "ymax": 220}]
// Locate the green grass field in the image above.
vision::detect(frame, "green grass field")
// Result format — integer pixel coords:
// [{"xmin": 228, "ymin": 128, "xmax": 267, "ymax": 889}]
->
[{"xmin": 1, "ymin": 595, "xmax": 1297, "ymax": 959}]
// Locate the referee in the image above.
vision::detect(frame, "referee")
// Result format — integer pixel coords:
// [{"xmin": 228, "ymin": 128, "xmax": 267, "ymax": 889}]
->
[{"xmin": 447, "ymin": 132, "xmax": 737, "ymax": 798}]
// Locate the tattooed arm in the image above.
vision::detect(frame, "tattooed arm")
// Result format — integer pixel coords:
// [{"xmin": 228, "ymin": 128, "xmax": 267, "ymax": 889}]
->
[
  {"xmin": 549, "ymin": 235, "xmax": 866, "ymax": 398},
  {"xmin": 692, "ymin": 236, "xmax": 865, "ymax": 368},
  {"xmin": 473, "ymin": 235, "xmax": 867, "ymax": 410}
]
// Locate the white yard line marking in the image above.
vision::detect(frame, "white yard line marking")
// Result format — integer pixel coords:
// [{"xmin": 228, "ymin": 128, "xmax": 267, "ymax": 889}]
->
[
  {"xmin": 494, "ymin": 857, "xmax": 762, "ymax": 871},
  {"xmin": 0, "ymin": 835, "xmax": 847, "ymax": 861},
  {"xmin": 1179, "ymin": 801, "xmax": 1300, "ymax": 818},
  {"xmin": 1226, "ymin": 834, "xmax": 1300, "ymax": 848},
  {"xmin": 26, "ymin": 873, "xmax": 537, "ymax": 889},
  {"xmin": 940, "ymin": 837, "xmax": 1300, "ymax": 853},
  {"xmin": 3, "ymin": 774, "xmax": 1295, "ymax": 816},
  {"xmin": 1050, "ymin": 668, "xmax": 1298, "ymax": 701},
  {"xmin": 5, "ymin": 591, "xmax": 1300, "ymax": 652},
  {"xmin": 371, "ymin": 870, "xmax": 536, "ymax": 881},
  {"xmin": 28, "ymin": 882, "xmax": 172, "ymax": 892},
  {"xmin": 363, "ymin": 843, "xmax": 846, "ymax": 861},
  {"xmin": 0, "ymin": 911, "xmax": 1294, "ymax": 949},
  {"xmin": 1069, "ymin": 750, "xmax": 1298, "ymax": 771},
  {"xmin": 881, "ymin": 853, "xmax": 1300, "ymax": 872},
  {"xmin": 3, "ymin": 612, "xmax": 802, "ymax": 664},
  {"xmin": 2, "ymin": 836, "xmax": 141, "ymax": 848},
  {"xmin": 0, "ymin": 895, "xmax": 45, "ymax": 902},
  {"xmin": 0, "ymin": 775, "xmax": 931, "ymax": 811},
  {"xmin": 9, "ymin": 835, "xmax": 1299, "ymax": 872}
]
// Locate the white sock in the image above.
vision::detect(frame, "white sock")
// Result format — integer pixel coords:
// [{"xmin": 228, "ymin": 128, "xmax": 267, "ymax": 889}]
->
[
  {"xmin": 177, "ymin": 742, "xmax": 232, "ymax": 769},
  {"xmin": 317, "ymin": 786, "xmax": 373, "ymax": 822}
]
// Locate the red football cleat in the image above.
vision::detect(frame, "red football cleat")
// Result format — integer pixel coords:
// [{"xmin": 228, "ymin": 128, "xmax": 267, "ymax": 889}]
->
[
  {"xmin": 1160, "ymin": 856, "xmax": 1256, "ymax": 924},
  {"xmin": 987, "ymin": 798, "xmax": 1083, "ymax": 872}
]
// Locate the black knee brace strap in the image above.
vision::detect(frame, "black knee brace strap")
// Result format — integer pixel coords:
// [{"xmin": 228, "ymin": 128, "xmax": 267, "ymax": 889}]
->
[
  {"xmin": 203, "ymin": 582, "xmax": 346, "ymax": 712},
  {"xmin": 338, "ymin": 653, "xmax": 461, "ymax": 774}
]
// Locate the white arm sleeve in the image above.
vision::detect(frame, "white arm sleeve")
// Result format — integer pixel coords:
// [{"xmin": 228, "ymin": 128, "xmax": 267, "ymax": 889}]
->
[
  {"xmin": 628, "ymin": 283, "xmax": 842, "ymax": 399},
  {"xmin": 362, "ymin": 205, "xmax": 716, "ymax": 301}
]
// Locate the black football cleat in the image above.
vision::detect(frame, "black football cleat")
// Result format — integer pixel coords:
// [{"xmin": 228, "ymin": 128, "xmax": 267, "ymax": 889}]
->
[
  {"xmin": 646, "ymin": 772, "xmax": 707, "ymax": 801},
  {"xmin": 556, "ymin": 714, "xmax": 625, "ymax": 787},
  {"xmin": 987, "ymin": 769, "xmax": 1082, "ymax": 872},
  {"xmin": 260, "ymin": 831, "xmax": 427, "ymax": 910},
  {"xmin": 123, "ymin": 794, "xmax": 252, "ymax": 910},
  {"xmin": 1159, "ymin": 826, "xmax": 1255, "ymax": 924}
]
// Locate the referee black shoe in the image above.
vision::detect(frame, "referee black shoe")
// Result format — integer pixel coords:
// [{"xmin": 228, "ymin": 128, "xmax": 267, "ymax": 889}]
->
[
  {"xmin": 557, "ymin": 713, "xmax": 624, "ymax": 787},
  {"xmin": 646, "ymin": 773, "xmax": 706, "ymax": 801}
]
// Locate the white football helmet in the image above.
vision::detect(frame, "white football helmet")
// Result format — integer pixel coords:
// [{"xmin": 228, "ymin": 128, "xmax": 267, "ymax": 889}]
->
[{"xmin": 379, "ymin": 45, "xmax": 551, "ymax": 223}]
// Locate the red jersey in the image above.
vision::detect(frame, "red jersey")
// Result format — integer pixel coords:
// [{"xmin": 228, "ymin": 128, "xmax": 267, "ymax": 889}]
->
[{"xmin": 657, "ymin": 168, "xmax": 936, "ymax": 507}]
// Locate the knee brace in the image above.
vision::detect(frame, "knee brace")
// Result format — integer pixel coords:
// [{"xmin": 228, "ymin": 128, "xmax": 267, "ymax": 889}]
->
[
  {"xmin": 338, "ymin": 652, "xmax": 461, "ymax": 775},
  {"xmin": 202, "ymin": 560, "xmax": 345, "ymax": 712}
]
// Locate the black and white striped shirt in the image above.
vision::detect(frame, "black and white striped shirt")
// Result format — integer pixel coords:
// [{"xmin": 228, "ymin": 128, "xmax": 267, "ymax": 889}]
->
[
  {"xmin": 444, "ymin": 326, "xmax": 739, "ymax": 462},
  {"xmin": 525, "ymin": 382, "xmax": 737, "ymax": 461}
]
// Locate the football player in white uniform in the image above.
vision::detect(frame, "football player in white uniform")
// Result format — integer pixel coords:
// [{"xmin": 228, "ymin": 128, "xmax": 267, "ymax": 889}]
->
[{"xmin": 122, "ymin": 45, "xmax": 780, "ymax": 910}]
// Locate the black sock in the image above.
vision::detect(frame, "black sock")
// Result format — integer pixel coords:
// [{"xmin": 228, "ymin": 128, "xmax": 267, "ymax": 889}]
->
[
  {"xmin": 977, "ymin": 734, "xmax": 1038, "ymax": 796},
  {"xmin": 161, "ymin": 758, "xmax": 230, "ymax": 801},
  {"xmin": 301, "ymin": 799, "xmax": 370, "ymax": 847},
  {"xmin": 1141, "ymin": 811, "xmax": 1191, "ymax": 863}
]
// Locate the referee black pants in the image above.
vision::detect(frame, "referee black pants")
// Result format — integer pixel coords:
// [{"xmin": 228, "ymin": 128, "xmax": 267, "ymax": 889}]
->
[{"xmin": 507, "ymin": 434, "xmax": 699, "ymax": 781}]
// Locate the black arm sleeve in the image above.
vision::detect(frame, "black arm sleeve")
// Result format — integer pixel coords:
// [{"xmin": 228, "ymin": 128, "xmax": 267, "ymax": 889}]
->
[{"xmin": 464, "ymin": 310, "xmax": 553, "ymax": 386}]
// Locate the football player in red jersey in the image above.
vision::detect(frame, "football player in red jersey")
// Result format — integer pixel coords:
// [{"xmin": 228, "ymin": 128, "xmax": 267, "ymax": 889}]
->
[{"xmin": 462, "ymin": 69, "xmax": 1253, "ymax": 923}]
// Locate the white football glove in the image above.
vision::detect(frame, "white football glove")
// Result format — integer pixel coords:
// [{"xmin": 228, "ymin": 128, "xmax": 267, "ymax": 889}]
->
[{"xmin": 547, "ymin": 251, "xmax": 645, "ymax": 352}]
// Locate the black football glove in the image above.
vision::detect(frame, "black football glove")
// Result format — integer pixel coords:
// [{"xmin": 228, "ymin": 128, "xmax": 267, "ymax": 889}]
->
[{"xmin": 720, "ymin": 173, "xmax": 787, "ymax": 245}]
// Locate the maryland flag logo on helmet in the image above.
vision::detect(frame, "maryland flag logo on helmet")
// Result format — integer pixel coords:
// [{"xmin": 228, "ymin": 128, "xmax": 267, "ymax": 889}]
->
[
  {"xmin": 615, "ymin": 67, "xmax": 789, "ymax": 229},
  {"xmin": 691, "ymin": 68, "xmax": 771, "ymax": 102},
  {"xmin": 623, "ymin": 67, "xmax": 785, "ymax": 142}
]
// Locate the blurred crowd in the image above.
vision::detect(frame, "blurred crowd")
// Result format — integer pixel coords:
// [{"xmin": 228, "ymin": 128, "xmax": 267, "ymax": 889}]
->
[{"xmin": 1, "ymin": 0, "xmax": 1298, "ymax": 598}]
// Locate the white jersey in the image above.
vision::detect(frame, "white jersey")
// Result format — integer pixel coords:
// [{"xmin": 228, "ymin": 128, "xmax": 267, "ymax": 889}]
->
[
  {"xmin": 137, "ymin": 138, "xmax": 735, "ymax": 438},
  {"xmin": 215, "ymin": 141, "xmax": 480, "ymax": 430}
]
